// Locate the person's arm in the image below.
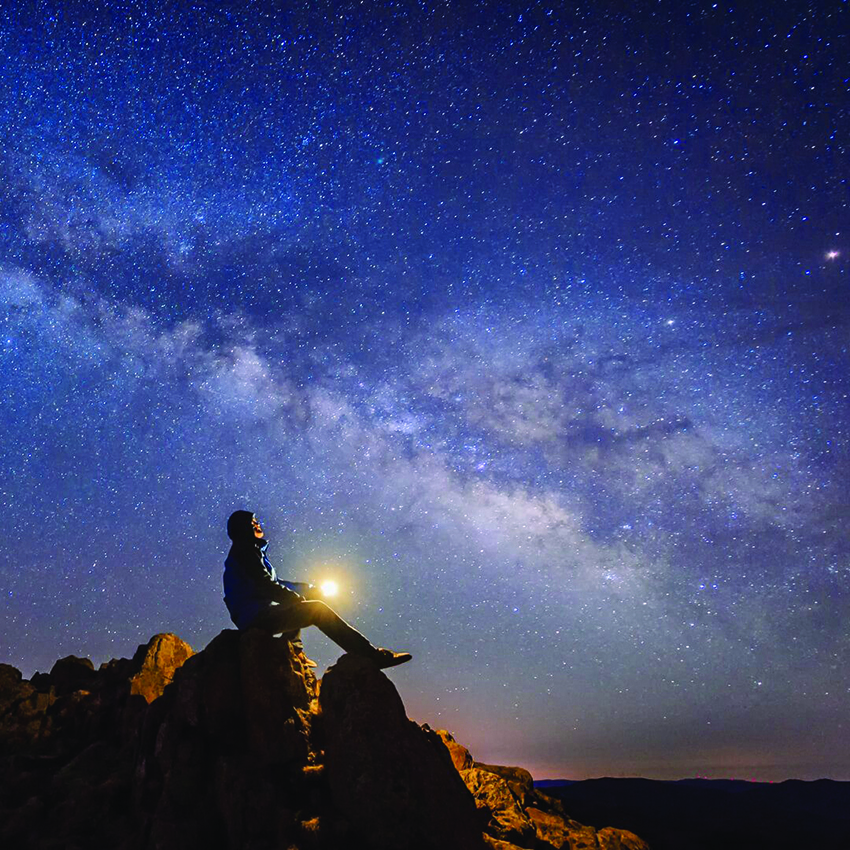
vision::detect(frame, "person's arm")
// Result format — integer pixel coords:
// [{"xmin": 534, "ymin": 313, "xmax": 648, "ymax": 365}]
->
[{"xmin": 234, "ymin": 548, "xmax": 301, "ymax": 604}]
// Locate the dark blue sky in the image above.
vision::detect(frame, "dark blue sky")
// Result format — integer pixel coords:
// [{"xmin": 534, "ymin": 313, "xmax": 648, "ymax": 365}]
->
[{"xmin": 1, "ymin": 0, "xmax": 848, "ymax": 780}]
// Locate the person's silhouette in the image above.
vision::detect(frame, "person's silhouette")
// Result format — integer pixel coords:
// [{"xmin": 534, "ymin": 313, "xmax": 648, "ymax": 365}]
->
[{"xmin": 223, "ymin": 510, "xmax": 411, "ymax": 668}]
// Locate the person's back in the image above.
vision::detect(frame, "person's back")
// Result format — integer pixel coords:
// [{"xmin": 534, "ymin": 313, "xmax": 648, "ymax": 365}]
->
[{"xmin": 223, "ymin": 511, "xmax": 301, "ymax": 629}]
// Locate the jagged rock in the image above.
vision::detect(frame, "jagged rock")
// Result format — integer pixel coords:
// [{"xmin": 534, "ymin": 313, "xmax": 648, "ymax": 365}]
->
[
  {"xmin": 461, "ymin": 765, "xmax": 538, "ymax": 845},
  {"xmin": 438, "ymin": 736, "xmax": 650, "ymax": 850},
  {"xmin": 46, "ymin": 654, "xmax": 97, "ymax": 696},
  {"xmin": 527, "ymin": 804, "xmax": 570, "ymax": 846},
  {"xmin": 237, "ymin": 627, "xmax": 317, "ymax": 761},
  {"xmin": 0, "ymin": 664, "xmax": 40, "ymax": 754},
  {"xmin": 135, "ymin": 629, "xmax": 322, "ymax": 850},
  {"xmin": 478, "ymin": 762, "xmax": 535, "ymax": 805},
  {"xmin": 0, "ymin": 633, "xmax": 197, "ymax": 762},
  {"xmin": 0, "ymin": 634, "xmax": 197, "ymax": 850},
  {"xmin": 527, "ymin": 804, "xmax": 602, "ymax": 848},
  {"xmin": 128, "ymin": 633, "xmax": 194, "ymax": 703},
  {"xmin": 320, "ymin": 653, "xmax": 486, "ymax": 850},
  {"xmin": 0, "ymin": 663, "xmax": 24, "ymax": 696},
  {"xmin": 0, "ymin": 680, "xmax": 55, "ymax": 754},
  {"xmin": 597, "ymin": 827, "xmax": 649, "ymax": 850},
  {"xmin": 0, "ymin": 663, "xmax": 36, "ymax": 716},
  {"xmin": 436, "ymin": 727, "xmax": 475, "ymax": 770}
]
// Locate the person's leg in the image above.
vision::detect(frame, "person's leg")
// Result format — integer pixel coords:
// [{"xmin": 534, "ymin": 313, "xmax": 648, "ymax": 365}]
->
[{"xmin": 250, "ymin": 601, "xmax": 377, "ymax": 657}]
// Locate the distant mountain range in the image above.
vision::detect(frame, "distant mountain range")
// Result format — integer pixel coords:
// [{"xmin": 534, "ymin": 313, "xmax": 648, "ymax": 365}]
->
[{"xmin": 536, "ymin": 777, "xmax": 850, "ymax": 850}]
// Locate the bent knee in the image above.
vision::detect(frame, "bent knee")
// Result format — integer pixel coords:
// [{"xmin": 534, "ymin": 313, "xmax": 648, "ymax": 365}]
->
[{"xmin": 305, "ymin": 600, "xmax": 333, "ymax": 621}]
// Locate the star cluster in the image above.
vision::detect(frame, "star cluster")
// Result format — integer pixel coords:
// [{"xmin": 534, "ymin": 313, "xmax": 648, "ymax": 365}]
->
[{"xmin": 1, "ymin": 1, "xmax": 848, "ymax": 780}]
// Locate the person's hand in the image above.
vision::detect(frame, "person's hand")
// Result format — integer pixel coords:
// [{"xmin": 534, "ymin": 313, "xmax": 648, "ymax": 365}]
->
[{"xmin": 304, "ymin": 584, "xmax": 322, "ymax": 601}]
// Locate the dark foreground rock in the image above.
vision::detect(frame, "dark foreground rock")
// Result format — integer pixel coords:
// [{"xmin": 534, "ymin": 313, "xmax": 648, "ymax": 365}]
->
[
  {"xmin": 0, "ymin": 631, "xmax": 649, "ymax": 850},
  {"xmin": 0, "ymin": 633, "xmax": 194, "ymax": 850},
  {"xmin": 320, "ymin": 654, "xmax": 483, "ymax": 850}
]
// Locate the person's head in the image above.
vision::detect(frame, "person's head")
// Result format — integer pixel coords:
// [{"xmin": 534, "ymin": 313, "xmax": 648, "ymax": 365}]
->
[{"xmin": 227, "ymin": 510, "xmax": 265, "ymax": 541}]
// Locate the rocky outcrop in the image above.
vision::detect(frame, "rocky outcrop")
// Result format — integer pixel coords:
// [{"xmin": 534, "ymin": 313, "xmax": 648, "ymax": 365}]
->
[
  {"xmin": 134, "ymin": 628, "xmax": 323, "ymax": 849},
  {"xmin": 0, "ymin": 631, "xmax": 649, "ymax": 850},
  {"xmin": 128, "ymin": 633, "xmax": 195, "ymax": 703},
  {"xmin": 435, "ymin": 730, "xmax": 648, "ymax": 850},
  {"xmin": 320, "ymin": 653, "xmax": 483, "ymax": 850},
  {"xmin": 0, "ymin": 633, "xmax": 194, "ymax": 849}
]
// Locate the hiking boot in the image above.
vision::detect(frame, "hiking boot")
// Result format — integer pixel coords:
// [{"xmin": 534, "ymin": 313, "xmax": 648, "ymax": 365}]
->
[{"xmin": 373, "ymin": 648, "xmax": 412, "ymax": 668}]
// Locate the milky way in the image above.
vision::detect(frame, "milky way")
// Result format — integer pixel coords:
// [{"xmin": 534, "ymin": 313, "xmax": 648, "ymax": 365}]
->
[{"xmin": 1, "ymin": 1, "xmax": 848, "ymax": 780}]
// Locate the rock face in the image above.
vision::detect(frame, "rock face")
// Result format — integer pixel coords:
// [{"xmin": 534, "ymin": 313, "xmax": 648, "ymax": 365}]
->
[
  {"xmin": 436, "ymin": 730, "xmax": 648, "ymax": 850},
  {"xmin": 319, "ymin": 654, "xmax": 483, "ymax": 850},
  {"xmin": 0, "ymin": 631, "xmax": 649, "ymax": 850},
  {"xmin": 0, "ymin": 633, "xmax": 194, "ymax": 850}
]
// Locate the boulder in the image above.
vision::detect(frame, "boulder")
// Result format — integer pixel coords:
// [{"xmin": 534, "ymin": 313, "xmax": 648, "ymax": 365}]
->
[
  {"xmin": 597, "ymin": 826, "xmax": 649, "ymax": 850},
  {"xmin": 477, "ymin": 761, "xmax": 535, "ymax": 805},
  {"xmin": 319, "ymin": 653, "xmax": 486, "ymax": 850},
  {"xmin": 128, "ymin": 633, "xmax": 194, "ymax": 703},
  {"xmin": 0, "ymin": 663, "xmax": 24, "ymax": 697},
  {"xmin": 0, "ymin": 634, "xmax": 196, "ymax": 850},
  {"xmin": 47, "ymin": 654, "xmax": 97, "ymax": 695},
  {"xmin": 0, "ymin": 679, "xmax": 53, "ymax": 754},
  {"xmin": 461, "ymin": 765, "xmax": 538, "ymax": 845},
  {"xmin": 527, "ymin": 804, "xmax": 602, "ymax": 849},
  {"xmin": 436, "ymin": 727, "xmax": 474, "ymax": 770},
  {"xmin": 0, "ymin": 664, "xmax": 39, "ymax": 754},
  {"xmin": 135, "ymin": 629, "xmax": 320, "ymax": 850}
]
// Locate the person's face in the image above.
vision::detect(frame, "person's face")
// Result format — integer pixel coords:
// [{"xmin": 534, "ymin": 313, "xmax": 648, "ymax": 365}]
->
[{"xmin": 252, "ymin": 516, "xmax": 264, "ymax": 538}]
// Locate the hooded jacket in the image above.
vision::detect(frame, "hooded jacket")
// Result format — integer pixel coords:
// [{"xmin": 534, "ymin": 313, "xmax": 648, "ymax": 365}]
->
[{"xmin": 223, "ymin": 511, "xmax": 302, "ymax": 630}]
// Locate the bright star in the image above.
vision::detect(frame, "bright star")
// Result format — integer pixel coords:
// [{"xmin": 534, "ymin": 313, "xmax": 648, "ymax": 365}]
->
[{"xmin": 826, "ymin": 250, "xmax": 840, "ymax": 260}]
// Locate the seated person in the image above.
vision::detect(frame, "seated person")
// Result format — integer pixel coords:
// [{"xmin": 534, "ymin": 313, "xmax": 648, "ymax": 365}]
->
[{"xmin": 223, "ymin": 510, "xmax": 411, "ymax": 669}]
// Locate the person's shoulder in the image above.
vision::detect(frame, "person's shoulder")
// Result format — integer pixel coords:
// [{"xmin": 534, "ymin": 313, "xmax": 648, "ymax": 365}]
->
[{"xmin": 225, "ymin": 541, "xmax": 260, "ymax": 562}]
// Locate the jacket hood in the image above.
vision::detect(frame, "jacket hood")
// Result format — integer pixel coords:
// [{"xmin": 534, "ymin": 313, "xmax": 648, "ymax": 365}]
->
[{"xmin": 227, "ymin": 510, "xmax": 259, "ymax": 541}]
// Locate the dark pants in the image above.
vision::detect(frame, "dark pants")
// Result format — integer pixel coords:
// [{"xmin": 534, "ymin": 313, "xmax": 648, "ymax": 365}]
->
[{"xmin": 247, "ymin": 600, "xmax": 377, "ymax": 657}]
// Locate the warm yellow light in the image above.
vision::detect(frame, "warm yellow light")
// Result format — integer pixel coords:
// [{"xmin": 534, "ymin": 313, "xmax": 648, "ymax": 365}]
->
[{"xmin": 320, "ymin": 580, "xmax": 339, "ymax": 598}]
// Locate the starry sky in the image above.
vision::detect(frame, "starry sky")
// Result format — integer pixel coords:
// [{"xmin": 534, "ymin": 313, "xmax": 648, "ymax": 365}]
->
[{"xmin": 1, "ymin": 1, "xmax": 848, "ymax": 782}]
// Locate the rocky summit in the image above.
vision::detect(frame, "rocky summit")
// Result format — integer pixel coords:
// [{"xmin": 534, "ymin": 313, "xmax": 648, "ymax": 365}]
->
[{"xmin": 0, "ymin": 631, "xmax": 648, "ymax": 850}]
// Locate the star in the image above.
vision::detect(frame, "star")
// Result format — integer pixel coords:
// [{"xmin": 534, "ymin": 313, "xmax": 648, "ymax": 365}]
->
[{"xmin": 1, "ymin": 0, "xmax": 848, "ymax": 785}]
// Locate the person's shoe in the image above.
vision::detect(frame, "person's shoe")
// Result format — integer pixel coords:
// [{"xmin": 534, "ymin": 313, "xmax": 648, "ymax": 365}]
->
[{"xmin": 373, "ymin": 648, "xmax": 412, "ymax": 668}]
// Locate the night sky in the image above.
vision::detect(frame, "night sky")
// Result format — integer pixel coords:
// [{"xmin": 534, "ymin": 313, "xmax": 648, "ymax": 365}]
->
[{"xmin": 1, "ymin": 1, "xmax": 848, "ymax": 782}]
